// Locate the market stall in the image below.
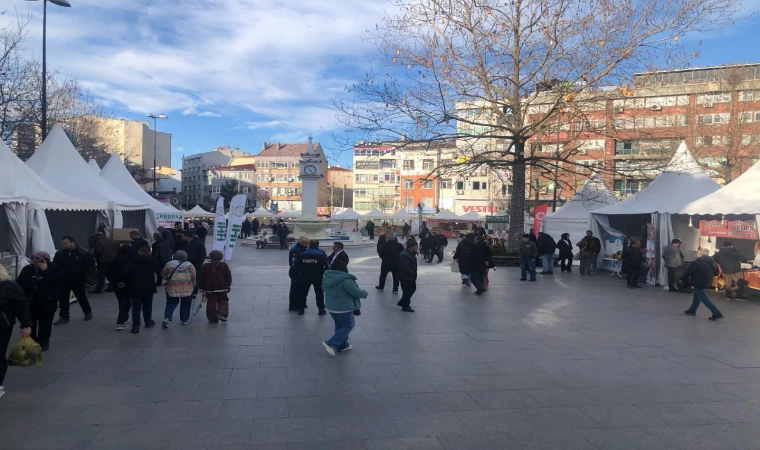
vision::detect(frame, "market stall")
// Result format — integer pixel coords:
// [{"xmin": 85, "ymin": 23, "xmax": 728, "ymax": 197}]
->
[
  {"xmin": 543, "ymin": 173, "xmax": 617, "ymax": 244},
  {"xmin": 332, "ymin": 207, "xmax": 362, "ymax": 233},
  {"xmin": 184, "ymin": 205, "xmax": 215, "ymax": 219}
]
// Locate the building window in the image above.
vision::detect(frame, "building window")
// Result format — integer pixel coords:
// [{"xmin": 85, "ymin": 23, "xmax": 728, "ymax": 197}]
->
[
  {"xmin": 739, "ymin": 91, "xmax": 759, "ymax": 101},
  {"xmin": 440, "ymin": 179, "xmax": 452, "ymax": 189},
  {"xmin": 403, "ymin": 160, "xmax": 415, "ymax": 170},
  {"xmin": 422, "ymin": 160, "xmax": 434, "ymax": 170},
  {"xmin": 421, "ymin": 197, "xmax": 434, "ymax": 208},
  {"xmin": 697, "ymin": 113, "xmax": 730, "ymax": 125},
  {"xmin": 455, "ymin": 181, "xmax": 465, "ymax": 191},
  {"xmin": 403, "ymin": 179, "xmax": 414, "ymax": 189},
  {"xmin": 501, "ymin": 184, "xmax": 512, "ymax": 196},
  {"xmin": 696, "ymin": 92, "xmax": 731, "ymax": 104},
  {"xmin": 402, "ymin": 197, "xmax": 414, "ymax": 209},
  {"xmin": 421, "ymin": 180, "xmax": 433, "ymax": 189},
  {"xmin": 613, "ymin": 180, "xmax": 640, "ymax": 196}
]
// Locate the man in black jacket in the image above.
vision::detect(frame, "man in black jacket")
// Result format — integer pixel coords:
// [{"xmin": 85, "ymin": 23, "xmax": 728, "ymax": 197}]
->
[
  {"xmin": 366, "ymin": 220, "xmax": 375, "ymax": 240},
  {"xmin": 557, "ymin": 233, "xmax": 574, "ymax": 272},
  {"xmin": 288, "ymin": 237, "xmax": 309, "ymax": 311},
  {"xmin": 195, "ymin": 223, "xmax": 208, "ymax": 242},
  {"xmin": 53, "ymin": 236, "xmax": 95, "ymax": 325},
  {"xmin": 129, "ymin": 231, "xmax": 149, "ymax": 254},
  {"xmin": 327, "ymin": 242, "xmax": 349, "ymax": 269},
  {"xmin": 277, "ymin": 220, "xmax": 290, "ymax": 250},
  {"xmin": 536, "ymin": 232, "xmax": 557, "ymax": 275},
  {"xmin": 251, "ymin": 217, "xmax": 260, "ymax": 236},
  {"xmin": 435, "ymin": 232, "xmax": 448, "ymax": 262},
  {"xmin": 713, "ymin": 241, "xmax": 748, "ymax": 301},
  {"xmin": 130, "ymin": 245, "xmax": 159, "ymax": 333},
  {"xmin": 469, "ymin": 236, "xmax": 493, "ymax": 295},
  {"xmin": 16, "ymin": 251, "xmax": 63, "ymax": 351},
  {"xmin": 376, "ymin": 236, "xmax": 404, "ymax": 293},
  {"xmin": 682, "ymin": 248, "xmax": 723, "ymax": 320},
  {"xmin": 623, "ymin": 240, "xmax": 643, "ymax": 289},
  {"xmin": 397, "ymin": 240, "xmax": 418, "ymax": 312},
  {"xmin": 402, "ymin": 222, "xmax": 410, "ymax": 239},
  {"xmin": 376, "ymin": 230, "xmax": 389, "ymax": 257},
  {"xmin": 180, "ymin": 231, "xmax": 207, "ymax": 275},
  {"xmin": 295, "ymin": 240, "xmax": 328, "ymax": 315}
]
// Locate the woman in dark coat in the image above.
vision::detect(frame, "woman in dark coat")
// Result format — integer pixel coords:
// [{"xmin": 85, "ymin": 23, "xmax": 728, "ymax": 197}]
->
[
  {"xmin": 556, "ymin": 233, "xmax": 574, "ymax": 273},
  {"xmin": 152, "ymin": 232, "xmax": 172, "ymax": 286},
  {"xmin": 453, "ymin": 234, "xmax": 475, "ymax": 286},
  {"xmin": 107, "ymin": 245, "xmax": 137, "ymax": 330},
  {"xmin": 16, "ymin": 251, "xmax": 63, "ymax": 352}
]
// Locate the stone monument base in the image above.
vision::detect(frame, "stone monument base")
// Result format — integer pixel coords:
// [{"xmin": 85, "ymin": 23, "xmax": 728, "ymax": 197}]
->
[{"xmin": 292, "ymin": 216, "xmax": 330, "ymax": 239}]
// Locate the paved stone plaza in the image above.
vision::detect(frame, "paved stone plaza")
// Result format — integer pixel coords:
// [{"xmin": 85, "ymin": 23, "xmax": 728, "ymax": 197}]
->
[{"xmin": 3, "ymin": 242, "xmax": 760, "ymax": 449}]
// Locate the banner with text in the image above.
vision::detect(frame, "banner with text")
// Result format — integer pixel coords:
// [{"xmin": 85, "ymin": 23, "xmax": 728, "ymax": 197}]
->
[
  {"xmin": 224, "ymin": 194, "xmax": 248, "ymax": 260},
  {"xmin": 212, "ymin": 197, "xmax": 227, "ymax": 253},
  {"xmin": 699, "ymin": 219, "xmax": 759, "ymax": 240},
  {"xmin": 156, "ymin": 211, "xmax": 184, "ymax": 230},
  {"xmin": 533, "ymin": 204, "xmax": 548, "ymax": 234}
]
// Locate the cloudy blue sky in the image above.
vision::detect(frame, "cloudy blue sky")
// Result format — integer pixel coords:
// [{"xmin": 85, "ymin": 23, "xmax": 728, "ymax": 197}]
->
[{"xmin": 3, "ymin": 0, "xmax": 760, "ymax": 169}]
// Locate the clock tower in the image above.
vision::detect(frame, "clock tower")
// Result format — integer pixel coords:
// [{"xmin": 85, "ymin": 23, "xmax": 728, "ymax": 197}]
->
[{"xmin": 298, "ymin": 136, "xmax": 324, "ymax": 218}]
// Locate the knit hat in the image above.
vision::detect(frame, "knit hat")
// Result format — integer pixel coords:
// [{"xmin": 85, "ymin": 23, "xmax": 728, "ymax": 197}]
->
[
  {"xmin": 32, "ymin": 251, "xmax": 50, "ymax": 260},
  {"xmin": 174, "ymin": 250, "xmax": 188, "ymax": 262},
  {"xmin": 209, "ymin": 250, "xmax": 223, "ymax": 260}
]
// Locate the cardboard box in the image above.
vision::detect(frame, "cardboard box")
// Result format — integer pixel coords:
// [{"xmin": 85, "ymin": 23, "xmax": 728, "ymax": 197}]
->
[{"xmin": 112, "ymin": 228, "xmax": 138, "ymax": 244}]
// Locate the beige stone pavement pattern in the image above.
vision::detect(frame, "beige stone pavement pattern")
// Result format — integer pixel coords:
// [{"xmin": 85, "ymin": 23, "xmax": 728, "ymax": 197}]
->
[{"xmin": 3, "ymin": 241, "xmax": 760, "ymax": 449}]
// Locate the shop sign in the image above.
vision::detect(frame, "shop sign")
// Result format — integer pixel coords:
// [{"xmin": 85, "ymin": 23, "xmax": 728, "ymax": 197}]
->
[
  {"xmin": 485, "ymin": 215, "xmax": 509, "ymax": 223},
  {"xmin": 461, "ymin": 205, "xmax": 499, "ymax": 213},
  {"xmin": 699, "ymin": 220, "xmax": 759, "ymax": 240},
  {"xmin": 356, "ymin": 161, "xmax": 379, "ymax": 169}
]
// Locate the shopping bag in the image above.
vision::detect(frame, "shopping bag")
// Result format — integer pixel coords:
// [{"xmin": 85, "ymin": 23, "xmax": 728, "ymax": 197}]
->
[
  {"xmin": 192, "ymin": 292, "xmax": 206, "ymax": 316},
  {"xmin": 573, "ymin": 252, "xmax": 581, "ymax": 261},
  {"xmin": 7, "ymin": 336, "xmax": 43, "ymax": 367},
  {"xmin": 450, "ymin": 261, "xmax": 460, "ymax": 273}
]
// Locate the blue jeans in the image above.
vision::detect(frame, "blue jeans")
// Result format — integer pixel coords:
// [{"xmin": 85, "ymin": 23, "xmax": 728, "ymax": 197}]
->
[
  {"xmin": 520, "ymin": 258, "xmax": 536, "ymax": 280},
  {"xmin": 325, "ymin": 312, "xmax": 355, "ymax": 351},
  {"xmin": 541, "ymin": 254, "xmax": 553, "ymax": 272},
  {"xmin": 165, "ymin": 295, "xmax": 192, "ymax": 322},
  {"xmin": 687, "ymin": 288, "xmax": 722, "ymax": 316}
]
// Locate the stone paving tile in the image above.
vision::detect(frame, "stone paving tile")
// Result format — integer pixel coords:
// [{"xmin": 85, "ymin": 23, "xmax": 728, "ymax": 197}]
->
[{"xmin": 9, "ymin": 244, "xmax": 760, "ymax": 448}]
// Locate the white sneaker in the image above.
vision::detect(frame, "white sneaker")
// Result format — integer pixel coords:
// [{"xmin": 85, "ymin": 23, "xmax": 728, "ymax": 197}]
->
[
  {"xmin": 338, "ymin": 344, "xmax": 353, "ymax": 353},
  {"xmin": 181, "ymin": 321, "xmax": 189, "ymax": 325},
  {"xmin": 115, "ymin": 321, "xmax": 130, "ymax": 331},
  {"xmin": 0, "ymin": 387, "xmax": 5, "ymax": 400},
  {"xmin": 322, "ymin": 342, "xmax": 335, "ymax": 357}
]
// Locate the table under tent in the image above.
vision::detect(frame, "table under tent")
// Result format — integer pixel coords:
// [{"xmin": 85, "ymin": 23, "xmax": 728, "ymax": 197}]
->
[
  {"xmin": 590, "ymin": 141, "xmax": 721, "ymax": 286},
  {"xmin": 25, "ymin": 125, "xmax": 150, "ymax": 249},
  {"xmin": 0, "ymin": 140, "xmax": 103, "ymax": 274}
]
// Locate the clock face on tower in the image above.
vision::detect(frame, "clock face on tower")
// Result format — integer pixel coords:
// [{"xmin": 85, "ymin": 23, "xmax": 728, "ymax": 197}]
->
[{"xmin": 303, "ymin": 164, "xmax": 318, "ymax": 176}]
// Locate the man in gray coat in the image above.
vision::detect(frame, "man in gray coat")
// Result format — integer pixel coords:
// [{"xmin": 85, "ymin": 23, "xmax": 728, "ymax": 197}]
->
[{"xmin": 662, "ymin": 238, "xmax": 684, "ymax": 292}]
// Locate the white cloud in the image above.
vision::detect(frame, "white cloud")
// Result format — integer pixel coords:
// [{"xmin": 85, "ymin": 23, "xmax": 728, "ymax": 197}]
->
[{"xmin": 7, "ymin": 0, "xmax": 389, "ymax": 138}]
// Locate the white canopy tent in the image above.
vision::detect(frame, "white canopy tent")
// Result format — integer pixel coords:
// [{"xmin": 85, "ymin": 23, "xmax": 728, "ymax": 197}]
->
[
  {"xmin": 543, "ymin": 173, "xmax": 617, "ymax": 244},
  {"xmin": 184, "ymin": 205, "xmax": 215, "ymax": 218},
  {"xmin": 388, "ymin": 209, "xmax": 416, "ymax": 220},
  {"xmin": 361, "ymin": 209, "xmax": 389, "ymax": 220},
  {"xmin": 458, "ymin": 211, "xmax": 485, "ymax": 222},
  {"xmin": 99, "ymin": 153, "xmax": 183, "ymax": 239},
  {"xmin": 591, "ymin": 141, "xmax": 721, "ymax": 285},
  {"xmin": 429, "ymin": 209, "xmax": 461, "ymax": 220},
  {"xmin": 248, "ymin": 207, "xmax": 276, "ymax": 218},
  {"xmin": 332, "ymin": 208, "xmax": 362, "ymax": 220},
  {"xmin": 681, "ymin": 159, "xmax": 760, "ymax": 215},
  {"xmin": 26, "ymin": 125, "xmax": 150, "ymax": 247},
  {"xmin": 0, "ymin": 140, "xmax": 103, "ymax": 258},
  {"xmin": 87, "ymin": 159, "xmax": 101, "ymax": 174}
]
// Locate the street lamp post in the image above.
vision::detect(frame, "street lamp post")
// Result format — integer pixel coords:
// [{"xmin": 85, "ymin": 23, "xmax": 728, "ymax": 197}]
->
[
  {"xmin": 147, "ymin": 113, "xmax": 167, "ymax": 197},
  {"xmin": 27, "ymin": 0, "xmax": 71, "ymax": 140}
]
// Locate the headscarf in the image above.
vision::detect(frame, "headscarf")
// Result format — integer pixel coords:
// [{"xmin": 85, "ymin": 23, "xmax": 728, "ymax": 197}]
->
[
  {"xmin": 174, "ymin": 250, "xmax": 188, "ymax": 262},
  {"xmin": 209, "ymin": 250, "xmax": 223, "ymax": 271}
]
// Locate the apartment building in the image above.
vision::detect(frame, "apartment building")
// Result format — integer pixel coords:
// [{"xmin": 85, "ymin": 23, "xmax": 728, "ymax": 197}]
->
[
  {"xmin": 352, "ymin": 142, "xmax": 399, "ymax": 213},
  {"xmin": 256, "ymin": 141, "xmax": 328, "ymax": 212},
  {"xmin": 206, "ymin": 164, "xmax": 257, "ymax": 208},
  {"xmin": 326, "ymin": 165, "xmax": 354, "ymax": 210},
  {"xmin": 181, "ymin": 146, "xmax": 249, "ymax": 209},
  {"xmin": 527, "ymin": 63, "xmax": 760, "ymax": 199}
]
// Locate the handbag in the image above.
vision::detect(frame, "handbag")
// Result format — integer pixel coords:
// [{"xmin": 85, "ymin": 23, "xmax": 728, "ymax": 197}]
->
[
  {"xmin": 450, "ymin": 261, "xmax": 460, "ymax": 273},
  {"xmin": 192, "ymin": 292, "xmax": 206, "ymax": 315}
]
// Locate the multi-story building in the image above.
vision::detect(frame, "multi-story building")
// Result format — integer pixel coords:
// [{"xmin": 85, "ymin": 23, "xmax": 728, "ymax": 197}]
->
[
  {"xmin": 256, "ymin": 141, "xmax": 328, "ymax": 212},
  {"xmin": 326, "ymin": 165, "xmax": 354, "ymax": 211},
  {"xmin": 527, "ymin": 63, "xmax": 760, "ymax": 200},
  {"xmin": 79, "ymin": 117, "xmax": 173, "ymax": 171},
  {"xmin": 206, "ymin": 164, "xmax": 257, "ymax": 208},
  {"xmin": 352, "ymin": 142, "xmax": 400, "ymax": 213},
  {"xmin": 181, "ymin": 146, "xmax": 249, "ymax": 209}
]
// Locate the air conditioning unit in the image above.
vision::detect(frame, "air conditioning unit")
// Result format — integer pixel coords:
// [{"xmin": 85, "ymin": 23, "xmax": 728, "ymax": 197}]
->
[
  {"xmin": 613, "ymin": 106, "xmax": 624, "ymax": 113},
  {"xmin": 456, "ymin": 190, "xmax": 465, "ymax": 195},
  {"xmin": 650, "ymin": 105, "xmax": 662, "ymax": 111},
  {"xmin": 703, "ymin": 102, "xmax": 714, "ymax": 108}
]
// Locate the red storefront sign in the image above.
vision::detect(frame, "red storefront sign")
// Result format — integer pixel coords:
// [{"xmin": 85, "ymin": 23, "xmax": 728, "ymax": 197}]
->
[
  {"xmin": 461, "ymin": 205, "xmax": 499, "ymax": 213},
  {"xmin": 699, "ymin": 220, "xmax": 759, "ymax": 240}
]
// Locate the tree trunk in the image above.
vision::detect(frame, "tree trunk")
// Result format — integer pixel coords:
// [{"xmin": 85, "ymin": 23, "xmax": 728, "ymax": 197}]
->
[{"xmin": 507, "ymin": 141, "xmax": 526, "ymax": 251}]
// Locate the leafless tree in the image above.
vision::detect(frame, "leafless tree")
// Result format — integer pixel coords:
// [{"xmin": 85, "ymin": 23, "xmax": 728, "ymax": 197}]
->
[{"xmin": 336, "ymin": 0, "xmax": 742, "ymax": 247}]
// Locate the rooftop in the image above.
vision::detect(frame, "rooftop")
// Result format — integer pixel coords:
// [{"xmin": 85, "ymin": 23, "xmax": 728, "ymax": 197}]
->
[{"xmin": 258, "ymin": 142, "xmax": 322, "ymax": 158}]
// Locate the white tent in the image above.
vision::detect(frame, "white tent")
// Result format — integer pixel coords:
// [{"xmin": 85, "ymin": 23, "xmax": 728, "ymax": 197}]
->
[
  {"xmin": 591, "ymin": 141, "xmax": 721, "ymax": 285},
  {"xmin": 87, "ymin": 159, "xmax": 101, "ymax": 173},
  {"xmin": 0, "ymin": 140, "xmax": 103, "ymax": 257},
  {"xmin": 543, "ymin": 173, "xmax": 617, "ymax": 243},
  {"xmin": 362, "ymin": 209, "xmax": 388, "ymax": 219},
  {"xmin": 184, "ymin": 205, "xmax": 214, "ymax": 218},
  {"xmin": 458, "ymin": 211, "xmax": 485, "ymax": 222},
  {"xmin": 248, "ymin": 207, "xmax": 276, "ymax": 218},
  {"xmin": 333, "ymin": 208, "xmax": 362, "ymax": 220},
  {"xmin": 681, "ymin": 159, "xmax": 760, "ymax": 215},
  {"xmin": 99, "ymin": 154, "xmax": 183, "ymax": 238},
  {"xmin": 429, "ymin": 209, "xmax": 460, "ymax": 220},
  {"xmin": 388, "ymin": 209, "xmax": 416, "ymax": 220},
  {"xmin": 277, "ymin": 210, "xmax": 302, "ymax": 218}
]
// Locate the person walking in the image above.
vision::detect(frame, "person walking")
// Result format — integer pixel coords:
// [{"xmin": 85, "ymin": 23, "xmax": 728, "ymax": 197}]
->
[
  {"xmin": 557, "ymin": 233, "xmax": 574, "ymax": 273},
  {"xmin": 151, "ymin": 232, "xmax": 172, "ymax": 286},
  {"xmin": 251, "ymin": 217, "xmax": 260, "ymax": 236},
  {"xmin": 453, "ymin": 234, "xmax": 474, "ymax": 286},
  {"xmin": 397, "ymin": 239, "xmax": 419, "ymax": 313},
  {"xmin": 366, "ymin": 220, "xmax": 375, "ymax": 240},
  {"xmin": 469, "ymin": 236, "xmax": 493, "ymax": 295},
  {"xmin": 713, "ymin": 241, "xmax": 748, "ymax": 301},
  {"xmin": 90, "ymin": 232, "xmax": 119, "ymax": 294},
  {"xmin": 327, "ymin": 242, "xmax": 349, "ymax": 269},
  {"xmin": 288, "ymin": 237, "xmax": 309, "ymax": 311},
  {"xmin": 519, "ymin": 233, "xmax": 538, "ymax": 281},
  {"xmin": 161, "ymin": 250, "xmax": 197, "ymax": 327},
  {"xmin": 321, "ymin": 259, "xmax": 368, "ymax": 356},
  {"xmin": 241, "ymin": 218, "xmax": 251, "ymax": 239},
  {"xmin": 295, "ymin": 240, "xmax": 328, "ymax": 315},
  {"xmin": 198, "ymin": 250, "xmax": 232, "ymax": 323},
  {"xmin": 180, "ymin": 231, "xmax": 207, "ymax": 276},
  {"xmin": 376, "ymin": 236, "xmax": 403, "ymax": 293},
  {"xmin": 662, "ymin": 238, "xmax": 684, "ymax": 292},
  {"xmin": 537, "ymin": 232, "xmax": 557, "ymax": 275},
  {"xmin": 53, "ymin": 236, "xmax": 95, "ymax": 325},
  {"xmin": 423, "ymin": 232, "xmax": 437, "ymax": 263},
  {"xmin": 576, "ymin": 231, "xmax": 600, "ymax": 276},
  {"xmin": 108, "ymin": 245, "xmax": 137, "ymax": 330},
  {"xmin": 623, "ymin": 240, "xmax": 643, "ymax": 289},
  {"xmin": 157, "ymin": 226, "xmax": 176, "ymax": 251},
  {"xmin": 435, "ymin": 232, "xmax": 448, "ymax": 262},
  {"xmin": 195, "ymin": 223, "xmax": 208, "ymax": 243},
  {"xmin": 376, "ymin": 230, "xmax": 389, "ymax": 257},
  {"xmin": 129, "ymin": 231, "xmax": 149, "ymax": 255},
  {"xmin": 130, "ymin": 245, "xmax": 159, "ymax": 333},
  {"xmin": 278, "ymin": 221, "xmax": 290, "ymax": 250},
  {"xmin": 0, "ymin": 264, "xmax": 32, "ymax": 400},
  {"xmin": 16, "ymin": 251, "xmax": 62, "ymax": 352},
  {"xmin": 682, "ymin": 248, "xmax": 723, "ymax": 321},
  {"xmin": 402, "ymin": 222, "xmax": 410, "ymax": 239}
]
